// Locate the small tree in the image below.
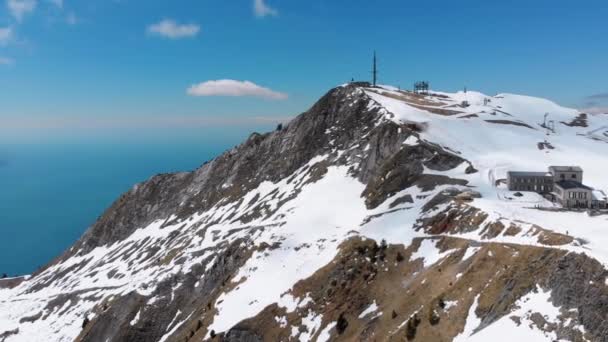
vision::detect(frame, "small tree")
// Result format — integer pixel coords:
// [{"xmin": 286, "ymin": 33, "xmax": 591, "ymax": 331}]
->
[
  {"xmin": 396, "ymin": 252, "xmax": 405, "ymax": 263},
  {"xmin": 336, "ymin": 313, "xmax": 349, "ymax": 334},
  {"xmin": 1, "ymin": 273, "xmax": 7, "ymax": 279},
  {"xmin": 406, "ymin": 314, "xmax": 421, "ymax": 340},
  {"xmin": 380, "ymin": 239, "xmax": 388, "ymax": 250},
  {"xmin": 276, "ymin": 123, "xmax": 283, "ymax": 131}
]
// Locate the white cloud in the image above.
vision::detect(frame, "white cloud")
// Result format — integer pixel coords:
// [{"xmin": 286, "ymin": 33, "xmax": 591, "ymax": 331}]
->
[
  {"xmin": 187, "ymin": 79, "xmax": 288, "ymax": 100},
  {"xmin": 7, "ymin": 0, "xmax": 37, "ymax": 22},
  {"xmin": 253, "ymin": 0, "xmax": 277, "ymax": 17},
  {"xmin": 66, "ymin": 12, "xmax": 77, "ymax": 25},
  {"xmin": 147, "ymin": 19, "xmax": 200, "ymax": 39},
  {"xmin": 0, "ymin": 26, "xmax": 12, "ymax": 45},
  {"xmin": 0, "ymin": 56, "xmax": 14, "ymax": 65}
]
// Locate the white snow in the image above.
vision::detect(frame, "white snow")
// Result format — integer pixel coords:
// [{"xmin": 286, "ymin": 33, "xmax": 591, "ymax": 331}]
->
[
  {"xmin": 358, "ymin": 301, "xmax": 380, "ymax": 319},
  {"xmin": 159, "ymin": 311, "xmax": 193, "ymax": 342},
  {"xmin": 129, "ymin": 309, "xmax": 141, "ymax": 326},
  {"xmin": 297, "ymin": 310, "xmax": 323, "ymax": 342},
  {"xmin": 443, "ymin": 300, "xmax": 458, "ymax": 311},
  {"xmin": 403, "ymin": 135, "xmax": 419, "ymax": 146},
  {"xmin": 316, "ymin": 322, "xmax": 336, "ymax": 342},
  {"xmin": 462, "ymin": 246, "xmax": 481, "ymax": 261},
  {"xmin": 464, "ymin": 287, "xmax": 565, "ymax": 342},
  {"xmin": 453, "ymin": 295, "xmax": 482, "ymax": 342},
  {"xmin": 410, "ymin": 239, "xmax": 455, "ymax": 268}
]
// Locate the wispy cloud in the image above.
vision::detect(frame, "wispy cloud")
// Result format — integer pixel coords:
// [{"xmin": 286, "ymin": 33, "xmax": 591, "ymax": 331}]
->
[
  {"xmin": 581, "ymin": 107, "xmax": 608, "ymax": 115},
  {"xmin": 66, "ymin": 12, "xmax": 77, "ymax": 25},
  {"xmin": 0, "ymin": 56, "xmax": 14, "ymax": 65},
  {"xmin": 253, "ymin": 0, "xmax": 278, "ymax": 17},
  {"xmin": 147, "ymin": 19, "xmax": 200, "ymax": 39},
  {"xmin": 586, "ymin": 93, "xmax": 608, "ymax": 100},
  {"xmin": 580, "ymin": 92, "xmax": 608, "ymax": 114},
  {"xmin": 7, "ymin": 0, "xmax": 37, "ymax": 22},
  {"xmin": 0, "ymin": 26, "xmax": 12, "ymax": 45},
  {"xmin": 187, "ymin": 80, "xmax": 288, "ymax": 100}
]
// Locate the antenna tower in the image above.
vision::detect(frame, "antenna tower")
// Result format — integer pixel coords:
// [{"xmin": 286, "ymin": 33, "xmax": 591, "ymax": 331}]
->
[{"xmin": 372, "ymin": 51, "xmax": 378, "ymax": 87}]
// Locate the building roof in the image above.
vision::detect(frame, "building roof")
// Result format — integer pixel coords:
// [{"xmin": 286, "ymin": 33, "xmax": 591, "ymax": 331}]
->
[
  {"xmin": 593, "ymin": 190, "xmax": 607, "ymax": 201},
  {"xmin": 555, "ymin": 180, "xmax": 592, "ymax": 190},
  {"xmin": 508, "ymin": 171, "xmax": 551, "ymax": 177},
  {"xmin": 549, "ymin": 165, "xmax": 583, "ymax": 172}
]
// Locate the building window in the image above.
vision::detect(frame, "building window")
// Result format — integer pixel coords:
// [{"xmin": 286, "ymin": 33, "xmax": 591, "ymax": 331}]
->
[
  {"xmin": 571, "ymin": 174, "xmax": 576, "ymax": 179},
  {"xmin": 560, "ymin": 174, "xmax": 565, "ymax": 180}
]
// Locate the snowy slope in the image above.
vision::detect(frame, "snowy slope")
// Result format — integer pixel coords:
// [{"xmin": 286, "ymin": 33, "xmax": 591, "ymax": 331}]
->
[
  {"xmin": 1, "ymin": 83, "xmax": 607, "ymax": 342},
  {"xmin": 366, "ymin": 86, "xmax": 608, "ymax": 262}
]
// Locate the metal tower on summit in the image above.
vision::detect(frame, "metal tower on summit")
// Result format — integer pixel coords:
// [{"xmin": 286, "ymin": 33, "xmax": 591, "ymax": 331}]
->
[{"xmin": 372, "ymin": 51, "xmax": 378, "ymax": 87}]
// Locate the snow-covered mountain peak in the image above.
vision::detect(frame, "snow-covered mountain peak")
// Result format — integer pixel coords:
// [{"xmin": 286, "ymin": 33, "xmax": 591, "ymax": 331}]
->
[{"xmin": 2, "ymin": 83, "xmax": 608, "ymax": 342}]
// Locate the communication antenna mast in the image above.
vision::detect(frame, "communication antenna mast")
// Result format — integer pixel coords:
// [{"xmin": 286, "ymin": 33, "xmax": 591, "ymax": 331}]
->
[
  {"xmin": 462, "ymin": 85, "xmax": 470, "ymax": 107},
  {"xmin": 549, "ymin": 120, "xmax": 555, "ymax": 133},
  {"xmin": 371, "ymin": 51, "xmax": 378, "ymax": 87}
]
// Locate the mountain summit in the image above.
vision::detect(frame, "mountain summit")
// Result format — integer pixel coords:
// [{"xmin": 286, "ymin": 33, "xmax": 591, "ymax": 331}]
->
[{"xmin": 2, "ymin": 83, "xmax": 608, "ymax": 342}]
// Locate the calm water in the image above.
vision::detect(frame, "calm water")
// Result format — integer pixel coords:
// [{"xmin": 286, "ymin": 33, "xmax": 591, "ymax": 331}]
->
[{"xmin": 0, "ymin": 127, "xmax": 270, "ymax": 276}]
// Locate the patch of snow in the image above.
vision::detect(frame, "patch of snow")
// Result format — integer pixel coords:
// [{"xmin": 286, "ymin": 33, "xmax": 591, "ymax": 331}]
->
[
  {"xmin": 358, "ymin": 301, "xmax": 380, "ymax": 319},
  {"xmin": 410, "ymin": 239, "xmax": 455, "ymax": 268},
  {"xmin": 464, "ymin": 287, "xmax": 563, "ymax": 341},
  {"xmin": 403, "ymin": 135, "xmax": 419, "ymax": 146},
  {"xmin": 130, "ymin": 309, "xmax": 141, "ymax": 326},
  {"xmin": 298, "ymin": 310, "xmax": 323, "ymax": 342},
  {"xmin": 462, "ymin": 246, "xmax": 481, "ymax": 261},
  {"xmin": 453, "ymin": 295, "xmax": 481, "ymax": 342},
  {"xmin": 316, "ymin": 322, "xmax": 336, "ymax": 342},
  {"xmin": 443, "ymin": 300, "xmax": 458, "ymax": 311}
]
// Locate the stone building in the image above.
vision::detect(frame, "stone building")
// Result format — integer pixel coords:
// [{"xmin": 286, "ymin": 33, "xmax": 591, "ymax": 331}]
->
[
  {"xmin": 507, "ymin": 166, "xmax": 606, "ymax": 209},
  {"xmin": 548, "ymin": 166, "xmax": 583, "ymax": 183},
  {"xmin": 506, "ymin": 171, "xmax": 553, "ymax": 193},
  {"xmin": 553, "ymin": 180, "xmax": 593, "ymax": 208}
]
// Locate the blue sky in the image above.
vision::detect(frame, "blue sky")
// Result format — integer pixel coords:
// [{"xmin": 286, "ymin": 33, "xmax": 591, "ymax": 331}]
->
[{"xmin": 1, "ymin": 0, "xmax": 607, "ymax": 142}]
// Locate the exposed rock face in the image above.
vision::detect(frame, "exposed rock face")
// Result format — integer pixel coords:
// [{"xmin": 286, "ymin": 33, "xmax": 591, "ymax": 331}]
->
[
  {"xmin": 3, "ymin": 83, "xmax": 608, "ymax": 342},
  {"xmin": 71, "ymin": 84, "xmax": 473, "ymax": 257},
  {"xmin": 75, "ymin": 238, "xmax": 256, "ymax": 342},
  {"xmin": 72, "ymin": 84, "xmax": 388, "ymax": 256},
  {"xmin": 547, "ymin": 253, "xmax": 608, "ymax": 341}
]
